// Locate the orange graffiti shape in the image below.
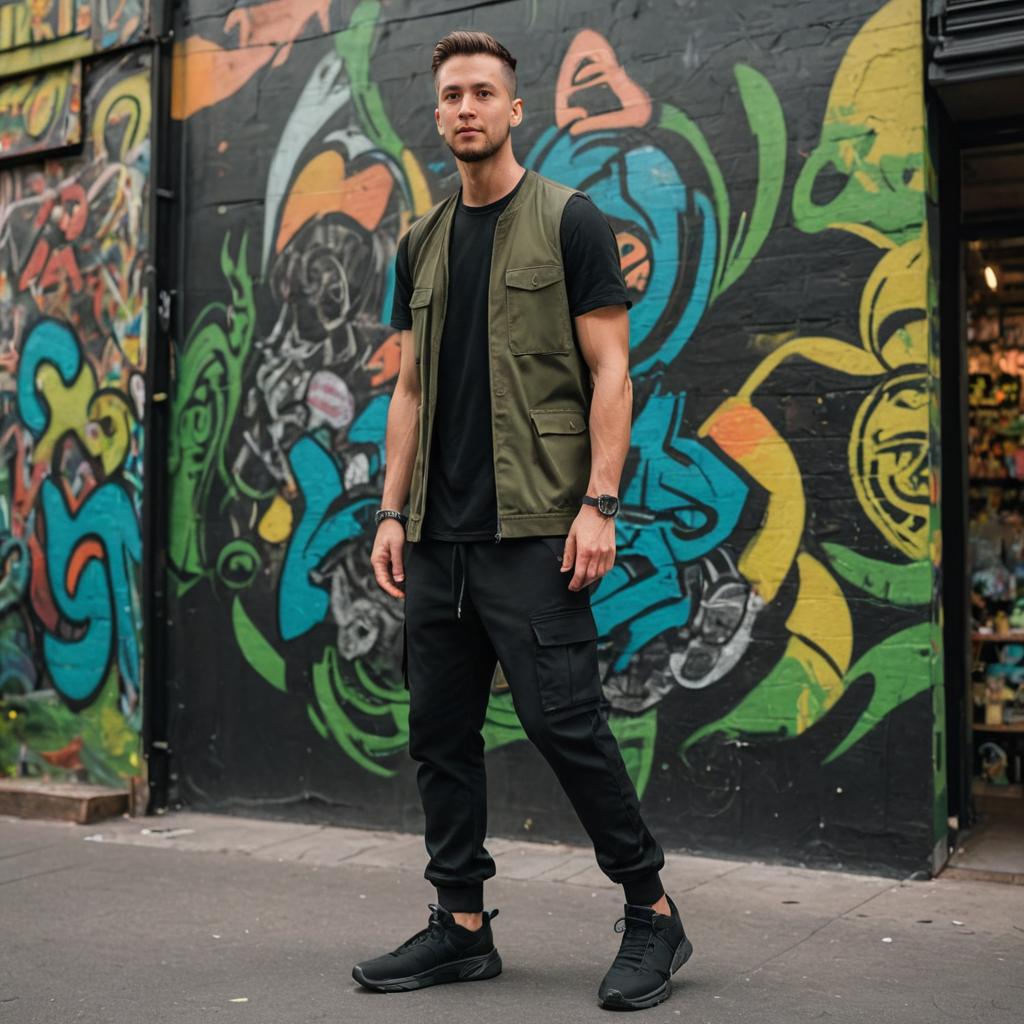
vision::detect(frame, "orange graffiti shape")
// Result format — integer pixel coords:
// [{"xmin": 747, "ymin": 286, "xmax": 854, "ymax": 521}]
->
[
  {"xmin": 706, "ymin": 401, "xmax": 775, "ymax": 463},
  {"xmin": 40, "ymin": 737, "xmax": 84, "ymax": 771},
  {"xmin": 555, "ymin": 29, "xmax": 652, "ymax": 136},
  {"xmin": 67, "ymin": 538, "xmax": 104, "ymax": 597},
  {"xmin": 38, "ymin": 245, "xmax": 83, "ymax": 294},
  {"xmin": 276, "ymin": 153, "xmax": 393, "ymax": 254},
  {"xmin": 617, "ymin": 231, "xmax": 650, "ymax": 293},
  {"xmin": 171, "ymin": 0, "xmax": 332, "ymax": 120},
  {"xmin": 367, "ymin": 332, "xmax": 401, "ymax": 387}
]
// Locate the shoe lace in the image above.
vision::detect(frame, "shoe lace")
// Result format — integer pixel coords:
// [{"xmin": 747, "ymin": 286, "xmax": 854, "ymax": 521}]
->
[
  {"xmin": 611, "ymin": 915, "xmax": 653, "ymax": 970},
  {"xmin": 394, "ymin": 904, "xmax": 447, "ymax": 951}
]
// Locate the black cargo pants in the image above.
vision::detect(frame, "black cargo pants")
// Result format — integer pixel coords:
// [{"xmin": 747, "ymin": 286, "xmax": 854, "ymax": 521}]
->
[{"xmin": 401, "ymin": 534, "xmax": 665, "ymax": 912}]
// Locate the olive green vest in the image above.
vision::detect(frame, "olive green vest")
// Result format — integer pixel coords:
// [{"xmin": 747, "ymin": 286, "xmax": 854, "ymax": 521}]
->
[{"xmin": 403, "ymin": 170, "xmax": 593, "ymax": 542}]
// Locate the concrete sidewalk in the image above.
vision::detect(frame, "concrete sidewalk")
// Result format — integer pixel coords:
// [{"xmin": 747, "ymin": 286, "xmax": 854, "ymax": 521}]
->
[{"xmin": 1, "ymin": 811, "xmax": 1021, "ymax": 1024}]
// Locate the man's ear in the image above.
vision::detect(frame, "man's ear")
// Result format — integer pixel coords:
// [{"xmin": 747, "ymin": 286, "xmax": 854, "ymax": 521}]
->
[
  {"xmin": 435, "ymin": 108, "xmax": 443, "ymax": 135},
  {"xmin": 511, "ymin": 98, "xmax": 524, "ymax": 127}
]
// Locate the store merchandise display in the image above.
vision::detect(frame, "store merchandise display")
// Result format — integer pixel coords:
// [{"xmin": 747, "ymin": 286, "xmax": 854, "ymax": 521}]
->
[{"xmin": 968, "ymin": 310, "xmax": 1024, "ymax": 795}]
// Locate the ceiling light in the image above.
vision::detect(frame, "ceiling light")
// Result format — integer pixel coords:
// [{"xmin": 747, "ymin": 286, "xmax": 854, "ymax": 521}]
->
[{"xmin": 984, "ymin": 265, "xmax": 998, "ymax": 291}]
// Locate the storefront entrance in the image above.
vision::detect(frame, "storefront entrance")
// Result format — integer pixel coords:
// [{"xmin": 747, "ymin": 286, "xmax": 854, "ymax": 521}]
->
[
  {"xmin": 929, "ymin": 1, "xmax": 1024, "ymax": 881},
  {"xmin": 955, "ymin": 224, "xmax": 1024, "ymax": 881}
]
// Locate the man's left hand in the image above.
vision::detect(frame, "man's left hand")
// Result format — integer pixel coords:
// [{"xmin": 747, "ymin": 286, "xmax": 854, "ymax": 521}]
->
[{"xmin": 561, "ymin": 506, "xmax": 617, "ymax": 591}]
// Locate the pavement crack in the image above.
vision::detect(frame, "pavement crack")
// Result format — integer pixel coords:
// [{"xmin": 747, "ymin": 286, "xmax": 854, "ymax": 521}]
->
[
  {"xmin": 0, "ymin": 843, "xmax": 59, "ymax": 862},
  {"xmin": 672, "ymin": 862, "xmax": 749, "ymax": 895},
  {"xmin": 711, "ymin": 882, "xmax": 899, "ymax": 996},
  {"xmin": 0, "ymin": 863, "xmax": 78, "ymax": 886}
]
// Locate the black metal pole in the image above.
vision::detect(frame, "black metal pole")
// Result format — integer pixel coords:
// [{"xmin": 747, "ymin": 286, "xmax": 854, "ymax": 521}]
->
[{"xmin": 141, "ymin": 0, "xmax": 179, "ymax": 815}]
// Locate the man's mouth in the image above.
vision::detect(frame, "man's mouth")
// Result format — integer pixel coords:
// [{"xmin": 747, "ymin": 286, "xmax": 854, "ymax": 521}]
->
[{"xmin": 457, "ymin": 128, "xmax": 481, "ymax": 135}]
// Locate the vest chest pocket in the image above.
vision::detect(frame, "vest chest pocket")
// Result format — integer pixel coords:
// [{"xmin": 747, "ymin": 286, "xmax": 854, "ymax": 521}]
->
[
  {"xmin": 409, "ymin": 286, "xmax": 432, "ymax": 365},
  {"xmin": 506, "ymin": 266, "xmax": 572, "ymax": 355}
]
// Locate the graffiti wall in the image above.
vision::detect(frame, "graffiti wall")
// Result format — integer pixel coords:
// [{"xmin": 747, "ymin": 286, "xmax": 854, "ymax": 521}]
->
[
  {"xmin": 0, "ymin": 3, "xmax": 154, "ymax": 786},
  {"xmin": 167, "ymin": 0, "xmax": 944, "ymax": 872}
]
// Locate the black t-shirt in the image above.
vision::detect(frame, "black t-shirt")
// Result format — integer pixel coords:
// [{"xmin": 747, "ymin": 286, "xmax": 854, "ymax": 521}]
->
[{"xmin": 390, "ymin": 172, "xmax": 630, "ymax": 541}]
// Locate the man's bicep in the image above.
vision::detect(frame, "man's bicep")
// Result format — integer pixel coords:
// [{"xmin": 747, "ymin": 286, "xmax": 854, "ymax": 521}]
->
[
  {"xmin": 395, "ymin": 328, "xmax": 421, "ymax": 400},
  {"xmin": 573, "ymin": 305, "xmax": 630, "ymax": 381}
]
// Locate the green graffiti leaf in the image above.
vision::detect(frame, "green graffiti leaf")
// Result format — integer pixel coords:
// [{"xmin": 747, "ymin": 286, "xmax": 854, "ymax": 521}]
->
[
  {"xmin": 822, "ymin": 621, "xmax": 934, "ymax": 763},
  {"xmin": 335, "ymin": 1, "xmax": 403, "ymax": 160},
  {"xmin": 679, "ymin": 621, "xmax": 935, "ymax": 767},
  {"xmin": 168, "ymin": 232, "xmax": 255, "ymax": 590},
  {"xmin": 821, "ymin": 543, "xmax": 931, "ymax": 606},
  {"xmin": 306, "ymin": 703, "xmax": 329, "ymax": 741},
  {"xmin": 792, "ymin": 120, "xmax": 924, "ymax": 245},
  {"xmin": 681, "ymin": 653, "xmax": 813, "ymax": 755},
  {"xmin": 659, "ymin": 102, "xmax": 730, "ymax": 300},
  {"xmin": 715, "ymin": 65, "xmax": 786, "ymax": 300},
  {"xmin": 232, "ymin": 597, "xmax": 286, "ymax": 692},
  {"xmin": 311, "ymin": 647, "xmax": 408, "ymax": 777}
]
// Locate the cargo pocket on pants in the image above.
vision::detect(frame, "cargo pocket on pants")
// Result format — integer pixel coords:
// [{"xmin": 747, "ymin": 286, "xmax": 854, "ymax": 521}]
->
[{"xmin": 530, "ymin": 607, "xmax": 601, "ymax": 712}]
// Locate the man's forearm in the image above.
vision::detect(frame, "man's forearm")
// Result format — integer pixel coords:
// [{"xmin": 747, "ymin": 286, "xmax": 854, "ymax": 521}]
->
[
  {"xmin": 380, "ymin": 388, "xmax": 420, "ymax": 511},
  {"xmin": 586, "ymin": 371, "xmax": 632, "ymax": 496}
]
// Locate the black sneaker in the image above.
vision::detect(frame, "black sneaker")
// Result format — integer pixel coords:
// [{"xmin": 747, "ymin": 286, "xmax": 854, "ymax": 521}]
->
[
  {"xmin": 352, "ymin": 904, "xmax": 501, "ymax": 993},
  {"xmin": 598, "ymin": 894, "xmax": 693, "ymax": 1010}
]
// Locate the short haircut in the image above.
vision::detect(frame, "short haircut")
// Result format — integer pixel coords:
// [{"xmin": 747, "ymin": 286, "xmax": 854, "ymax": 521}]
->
[{"xmin": 431, "ymin": 30, "xmax": 518, "ymax": 97}]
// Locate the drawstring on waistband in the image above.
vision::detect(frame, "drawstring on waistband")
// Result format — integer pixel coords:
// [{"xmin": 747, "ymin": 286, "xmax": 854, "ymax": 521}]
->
[{"xmin": 450, "ymin": 543, "xmax": 466, "ymax": 621}]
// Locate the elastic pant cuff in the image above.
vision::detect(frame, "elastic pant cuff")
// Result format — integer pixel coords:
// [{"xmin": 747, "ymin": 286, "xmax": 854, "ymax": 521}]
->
[
  {"xmin": 623, "ymin": 872, "xmax": 665, "ymax": 907},
  {"xmin": 436, "ymin": 884, "xmax": 484, "ymax": 913}
]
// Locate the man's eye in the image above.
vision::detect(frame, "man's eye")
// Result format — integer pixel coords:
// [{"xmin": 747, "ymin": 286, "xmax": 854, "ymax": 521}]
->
[{"xmin": 479, "ymin": 90, "xmax": 491, "ymax": 97}]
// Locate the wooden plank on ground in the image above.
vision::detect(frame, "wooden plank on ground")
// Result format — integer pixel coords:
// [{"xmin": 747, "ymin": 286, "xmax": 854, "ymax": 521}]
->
[{"xmin": 0, "ymin": 779, "xmax": 129, "ymax": 824}]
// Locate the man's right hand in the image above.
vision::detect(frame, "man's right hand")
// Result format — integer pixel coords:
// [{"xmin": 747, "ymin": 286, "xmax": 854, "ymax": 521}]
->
[{"xmin": 371, "ymin": 519, "xmax": 407, "ymax": 599}]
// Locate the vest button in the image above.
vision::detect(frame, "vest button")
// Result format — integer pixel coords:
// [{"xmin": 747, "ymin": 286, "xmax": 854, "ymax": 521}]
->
[
  {"xmin": 531, "ymin": 274, "xmax": 539, "ymax": 286},
  {"xmin": 569, "ymin": 419, "xmax": 577, "ymax": 429},
  {"xmin": 495, "ymin": 387, "xmax": 506, "ymax": 396}
]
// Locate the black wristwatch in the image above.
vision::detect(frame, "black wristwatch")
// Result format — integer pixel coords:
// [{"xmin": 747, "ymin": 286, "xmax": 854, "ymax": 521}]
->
[
  {"xmin": 581, "ymin": 494, "xmax": 620, "ymax": 518},
  {"xmin": 375, "ymin": 508, "xmax": 408, "ymax": 527}
]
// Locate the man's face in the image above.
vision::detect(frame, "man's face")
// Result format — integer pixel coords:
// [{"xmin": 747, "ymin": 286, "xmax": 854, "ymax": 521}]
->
[{"xmin": 435, "ymin": 53, "xmax": 522, "ymax": 164}]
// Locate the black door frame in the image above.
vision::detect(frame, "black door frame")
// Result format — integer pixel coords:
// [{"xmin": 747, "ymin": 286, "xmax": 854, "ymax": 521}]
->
[{"xmin": 930, "ymin": 94, "xmax": 971, "ymax": 842}]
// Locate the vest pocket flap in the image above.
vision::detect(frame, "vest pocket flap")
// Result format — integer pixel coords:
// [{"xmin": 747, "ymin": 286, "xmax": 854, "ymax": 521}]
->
[
  {"xmin": 409, "ymin": 286, "xmax": 433, "ymax": 308},
  {"xmin": 506, "ymin": 265, "xmax": 564, "ymax": 291},
  {"xmin": 530, "ymin": 409, "xmax": 587, "ymax": 435},
  {"xmin": 530, "ymin": 608, "xmax": 597, "ymax": 646}
]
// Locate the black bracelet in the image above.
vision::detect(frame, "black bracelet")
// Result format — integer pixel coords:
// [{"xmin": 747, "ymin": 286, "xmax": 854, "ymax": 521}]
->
[{"xmin": 375, "ymin": 508, "xmax": 408, "ymax": 527}]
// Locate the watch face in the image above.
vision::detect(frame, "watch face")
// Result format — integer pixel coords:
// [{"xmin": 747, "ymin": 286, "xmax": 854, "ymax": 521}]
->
[{"xmin": 597, "ymin": 494, "xmax": 619, "ymax": 516}]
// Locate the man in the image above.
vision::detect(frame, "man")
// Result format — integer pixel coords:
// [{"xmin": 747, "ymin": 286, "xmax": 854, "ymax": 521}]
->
[{"xmin": 353, "ymin": 30, "xmax": 693, "ymax": 1012}]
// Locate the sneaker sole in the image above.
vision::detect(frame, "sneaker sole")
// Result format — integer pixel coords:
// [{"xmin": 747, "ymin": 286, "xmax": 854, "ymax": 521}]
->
[
  {"xmin": 352, "ymin": 948, "xmax": 502, "ymax": 993},
  {"xmin": 599, "ymin": 936, "xmax": 694, "ymax": 1011}
]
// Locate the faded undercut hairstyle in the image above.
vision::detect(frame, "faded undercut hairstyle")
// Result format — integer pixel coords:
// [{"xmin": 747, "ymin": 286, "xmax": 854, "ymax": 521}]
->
[{"xmin": 431, "ymin": 30, "xmax": 518, "ymax": 97}]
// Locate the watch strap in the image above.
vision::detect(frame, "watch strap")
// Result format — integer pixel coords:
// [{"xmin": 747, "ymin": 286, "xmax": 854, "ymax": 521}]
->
[{"xmin": 375, "ymin": 508, "xmax": 408, "ymax": 527}]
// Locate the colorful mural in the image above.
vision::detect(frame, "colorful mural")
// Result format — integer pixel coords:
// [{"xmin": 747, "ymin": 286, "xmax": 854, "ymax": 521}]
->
[
  {"xmin": 0, "ymin": 51, "xmax": 151, "ymax": 786},
  {"xmin": 166, "ymin": 0, "xmax": 942, "ymax": 870}
]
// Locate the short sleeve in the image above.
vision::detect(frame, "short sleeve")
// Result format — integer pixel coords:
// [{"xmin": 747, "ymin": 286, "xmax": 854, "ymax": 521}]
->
[
  {"xmin": 389, "ymin": 232, "xmax": 413, "ymax": 330},
  {"xmin": 560, "ymin": 195, "xmax": 632, "ymax": 317}
]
